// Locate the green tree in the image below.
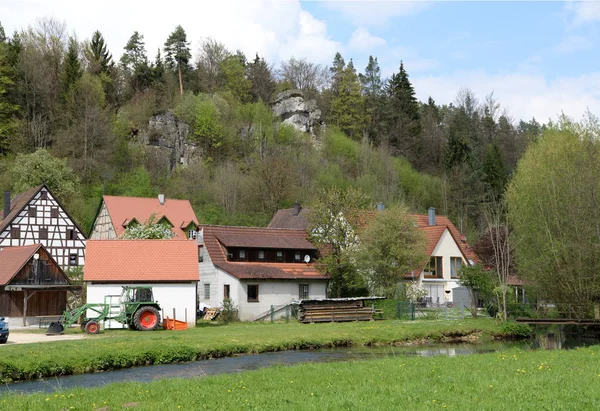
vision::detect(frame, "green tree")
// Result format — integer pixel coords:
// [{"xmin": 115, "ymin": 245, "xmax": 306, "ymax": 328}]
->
[
  {"xmin": 507, "ymin": 114, "xmax": 600, "ymax": 318},
  {"xmin": 120, "ymin": 31, "xmax": 151, "ymax": 93},
  {"xmin": 482, "ymin": 142, "xmax": 508, "ymax": 202},
  {"xmin": 383, "ymin": 62, "xmax": 421, "ymax": 155},
  {"xmin": 194, "ymin": 99, "xmax": 225, "ymax": 160},
  {"xmin": 246, "ymin": 53, "xmax": 275, "ymax": 103},
  {"xmin": 329, "ymin": 60, "xmax": 368, "ymax": 139},
  {"xmin": 220, "ymin": 54, "xmax": 251, "ymax": 102},
  {"xmin": 329, "ymin": 52, "xmax": 345, "ymax": 94},
  {"xmin": 0, "ymin": 24, "xmax": 19, "ymax": 153},
  {"xmin": 308, "ymin": 187, "xmax": 372, "ymax": 297},
  {"xmin": 61, "ymin": 36, "xmax": 82, "ymax": 102},
  {"xmin": 9, "ymin": 149, "xmax": 79, "ymax": 200},
  {"xmin": 164, "ymin": 25, "xmax": 191, "ymax": 95},
  {"xmin": 359, "ymin": 56, "xmax": 383, "ymax": 143},
  {"xmin": 356, "ymin": 205, "xmax": 427, "ymax": 296},
  {"xmin": 85, "ymin": 30, "xmax": 113, "ymax": 75}
]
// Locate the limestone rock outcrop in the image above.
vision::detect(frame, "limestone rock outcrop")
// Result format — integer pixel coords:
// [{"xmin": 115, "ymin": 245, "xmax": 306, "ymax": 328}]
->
[
  {"xmin": 136, "ymin": 112, "xmax": 199, "ymax": 174},
  {"xmin": 271, "ymin": 90, "xmax": 323, "ymax": 135}
]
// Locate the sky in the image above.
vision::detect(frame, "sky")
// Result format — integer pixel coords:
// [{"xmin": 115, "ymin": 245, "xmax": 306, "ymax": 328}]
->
[{"xmin": 2, "ymin": 0, "xmax": 600, "ymax": 123}]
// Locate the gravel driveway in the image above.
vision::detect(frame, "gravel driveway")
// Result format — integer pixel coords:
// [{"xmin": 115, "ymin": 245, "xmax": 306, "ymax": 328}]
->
[{"xmin": 0, "ymin": 332, "xmax": 85, "ymax": 345}]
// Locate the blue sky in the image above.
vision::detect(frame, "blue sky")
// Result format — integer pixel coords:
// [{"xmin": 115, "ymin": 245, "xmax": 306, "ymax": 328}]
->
[{"xmin": 2, "ymin": 0, "xmax": 600, "ymax": 122}]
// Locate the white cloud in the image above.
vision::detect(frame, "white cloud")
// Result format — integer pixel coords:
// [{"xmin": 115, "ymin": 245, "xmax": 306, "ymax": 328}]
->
[
  {"xmin": 0, "ymin": 0, "xmax": 338, "ymax": 66},
  {"xmin": 566, "ymin": 1, "xmax": 600, "ymax": 25},
  {"xmin": 554, "ymin": 35, "xmax": 593, "ymax": 54},
  {"xmin": 324, "ymin": 1, "xmax": 430, "ymax": 26},
  {"xmin": 348, "ymin": 28, "xmax": 386, "ymax": 51},
  {"xmin": 412, "ymin": 70, "xmax": 600, "ymax": 122}
]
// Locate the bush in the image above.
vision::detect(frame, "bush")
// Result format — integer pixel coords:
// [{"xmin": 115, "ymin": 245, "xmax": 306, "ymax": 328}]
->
[
  {"xmin": 219, "ymin": 298, "xmax": 239, "ymax": 324},
  {"xmin": 499, "ymin": 321, "xmax": 532, "ymax": 338}
]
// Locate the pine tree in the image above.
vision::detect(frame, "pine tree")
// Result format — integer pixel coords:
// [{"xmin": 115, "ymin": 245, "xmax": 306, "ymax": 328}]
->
[
  {"xmin": 359, "ymin": 56, "xmax": 383, "ymax": 143},
  {"xmin": 383, "ymin": 61, "xmax": 421, "ymax": 154},
  {"xmin": 164, "ymin": 25, "xmax": 191, "ymax": 95},
  {"xmin": 0, "ymin": 24, "xmax": 19, "ymax": 154},
  {"xmin": 482, "ymin": 142, "xmax": 508, "ymax": 202},
  {"xmin": 246, "ymin": 53, "xmax": 275, "ymax": 103},
  {"xmin": 61, "ymin": 36, "xmax": 82, "ymax": 107},
  {"xmin": 330, "ymin": 52, "xmax": 345, "ymax": 95},
  {"xmin": 121, "ymin": 31, "xmax": 151, "ymax": 92},
  {"xmin": 329, "ymin": 59, "xmax": 368, "ymax": 139},
  {"xmin": 86, "ymin": 31, "xmax": 113, "ymax": 75}
]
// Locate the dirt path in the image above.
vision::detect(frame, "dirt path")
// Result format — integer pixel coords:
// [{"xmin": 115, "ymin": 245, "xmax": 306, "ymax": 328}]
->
[{"xmin": 0, "ymin": 332, "xmax": 85, "ymax": 345}]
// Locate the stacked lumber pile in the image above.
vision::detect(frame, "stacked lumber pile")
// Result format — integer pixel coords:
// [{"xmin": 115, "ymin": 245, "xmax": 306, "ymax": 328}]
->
[
  {"xmin": 298, "ymin": 300, "xmax": 376, "ymax": 323},
  {"xmin": 202, "ymin": 308, "xmax": 220, "ymax": 320}
]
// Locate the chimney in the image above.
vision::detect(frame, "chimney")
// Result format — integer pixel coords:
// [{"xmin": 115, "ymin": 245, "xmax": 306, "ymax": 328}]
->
[
  {"xmin": 428, "ymin": 207, "xmax": 436, "ymax": 226},
  {"xmin": 3, "ymin": 191, "xmax": 10, "ymax": 219},
  {"xmin": 377, "ymin": 202, "xmax": 385, "ymax": 212},
  {"xmin": 158, "ymin": 194, "xmax": 165, "ymax": 205},
  {"xmin": 293, "ymin": 201, "xmax": 302, "ymax": 216}
]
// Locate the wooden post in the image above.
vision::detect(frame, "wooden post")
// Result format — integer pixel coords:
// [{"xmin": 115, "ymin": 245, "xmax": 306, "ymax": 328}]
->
[
  {"xmin": 23, "ymin": 290, "xmax": 27, "ymax": 327},
  {"xmin": 270, "ymin": 305, "xmax": 274, "ymax": 323},
  {"xmin": 185, "ymin": 308, "xmax": 188, "ymax": 324},
  {"xmin": 173, "ymin": 308, "xmax": 176, "ymax": 321}
]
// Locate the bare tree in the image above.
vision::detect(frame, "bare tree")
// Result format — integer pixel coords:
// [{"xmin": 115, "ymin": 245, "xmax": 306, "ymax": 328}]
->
[
  {"xmin": 278, "ymin": 57, "xmax": 329, "ymax": 95},
  {"xmin": 196, "ymin": 38, "xmax": 230, "ymax": 92}
]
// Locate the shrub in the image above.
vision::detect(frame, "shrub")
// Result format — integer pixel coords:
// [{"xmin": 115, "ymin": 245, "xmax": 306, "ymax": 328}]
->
[
  {"xmin": 220, "ymin": 298, "xmax": 239, "ymax": 324},
  {"xmin": 500, "ymin": 321, "xmax": 532, "ymax": 338}
]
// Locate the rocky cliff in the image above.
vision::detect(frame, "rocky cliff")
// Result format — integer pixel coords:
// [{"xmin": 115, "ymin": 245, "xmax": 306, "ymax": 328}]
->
[
  {"xmin": 136, "ymin": 112, "xmax": 199, "ymax": 174},
  {"xmin": 271, "ymin": 90, "xmax": 323, "ymax": 135}
]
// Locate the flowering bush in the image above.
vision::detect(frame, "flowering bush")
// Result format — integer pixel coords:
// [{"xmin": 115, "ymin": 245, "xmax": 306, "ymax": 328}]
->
[{"xmin": 405, "ymin": 281, "xmax": 428, "ymax": 303}]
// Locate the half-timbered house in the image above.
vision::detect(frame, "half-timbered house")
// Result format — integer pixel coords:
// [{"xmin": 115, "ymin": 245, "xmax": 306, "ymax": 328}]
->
[
  {"xmin": 0, "ymin": 244, "xmax": 80, "ymax": 325},
  {"xmin": 0, "ymin": 185, "xmax": 86, "ymax": 268}
]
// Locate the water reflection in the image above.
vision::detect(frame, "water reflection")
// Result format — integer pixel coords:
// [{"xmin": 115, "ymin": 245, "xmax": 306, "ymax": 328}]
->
[{"xmin": 530, "ymin": 324, "xmax": 600, "ymax": 350}]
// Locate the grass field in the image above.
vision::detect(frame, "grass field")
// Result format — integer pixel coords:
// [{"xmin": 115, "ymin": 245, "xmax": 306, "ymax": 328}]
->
[
  {"xmin": 0, "ymin": 319, "xmax": 519, "ymax": 383},
  {"xmin": 3, "ymin": 344, "xmax": 599, "ymax": 410}
]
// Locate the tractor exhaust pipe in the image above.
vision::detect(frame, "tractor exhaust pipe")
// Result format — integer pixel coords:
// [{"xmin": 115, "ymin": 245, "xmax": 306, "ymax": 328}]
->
[{"xmin": 46, "ymin": 322, "xmax": 64, "ymax": 335}]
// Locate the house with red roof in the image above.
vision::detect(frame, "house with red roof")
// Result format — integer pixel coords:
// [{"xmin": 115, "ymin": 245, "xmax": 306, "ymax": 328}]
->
[
  {"xmin": 84, "ymin": 240, "xmax": 199, "ymax": 327},
  {"xmin": 268, "ymin": 204, "xmax": 479, "ymax": 304},
  {"xmin": 89, "ymin": 194, "xmax": 199, "ymax": 240},
  {"xmin": 199, "ymin": 225, "xmax": 328, "ymax": 321},
  {"xmin": 0, "ymin": 244, "xmax": 80, "ymax": 326}
]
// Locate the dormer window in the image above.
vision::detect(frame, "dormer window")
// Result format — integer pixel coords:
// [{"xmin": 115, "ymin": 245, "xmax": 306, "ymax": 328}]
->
[
  {"xmin": 258, "ymin": 250, "xmax": 265, "ymax": 261},
  {"xmin": 276, "ymin": 251, "xmax": 283, "ymax": 262},
  {"xmin": 188, "ymin": 230, "xmax": 197, "ymax": 240}
]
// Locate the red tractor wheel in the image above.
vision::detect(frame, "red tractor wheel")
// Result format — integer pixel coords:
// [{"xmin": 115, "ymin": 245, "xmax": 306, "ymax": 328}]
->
[
  {"xmin": 85, "ymin": 320, "xmax": 100, "ymax": 334},
  {"xmin": 133, "ymin": 306, "xmax": 161, "ymax": 331}
]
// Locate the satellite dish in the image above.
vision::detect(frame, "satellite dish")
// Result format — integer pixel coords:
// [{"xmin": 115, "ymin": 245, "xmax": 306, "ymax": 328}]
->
[{"xmin": 304, "ymin": 254, "xmax": 311, "ymax": 263}]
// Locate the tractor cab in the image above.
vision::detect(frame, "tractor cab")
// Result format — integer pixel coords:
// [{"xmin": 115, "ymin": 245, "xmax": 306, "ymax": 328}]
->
[{"xmin": 121, "ymin": 286, "xmax": 156, "ymax": 304}]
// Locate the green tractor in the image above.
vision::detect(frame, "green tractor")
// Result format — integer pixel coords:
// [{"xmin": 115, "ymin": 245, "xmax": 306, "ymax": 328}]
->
[{"xmin": 47, "ymin": 286, "xmax": 162, "ymax": 335}]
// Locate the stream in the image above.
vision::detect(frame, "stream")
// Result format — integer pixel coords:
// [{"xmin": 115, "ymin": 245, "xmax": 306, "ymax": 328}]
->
[{"xmin": 2, "ymin": 325, "xmax": 599, "ymax": 395}]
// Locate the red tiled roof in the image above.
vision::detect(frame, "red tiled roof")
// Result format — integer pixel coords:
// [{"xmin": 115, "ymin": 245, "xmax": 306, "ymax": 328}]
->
[
  {"xmin": 0, "ymin": 185, "xmax": 43, "ymax": 234},
  {"xmin": 202, "ymin": 225, "xmax": 328, "ymax": 280},
  {"xmin": 0, "ymin": 244, "xmax": 41, "ymax": 285},
  {"xmin": 102, "ymin": 195, "xmax": 198, "ymax": 239},
  {"xmin": 267, "ymin": 207, "xmax": 310, "ymax": 230},
  {"xmin": 84, "ymin": 240, "xmax": 199, "ymax": 282},
  {"xmin": 216, "ymin": 233, "xmax": 317, "ymax": 250}
]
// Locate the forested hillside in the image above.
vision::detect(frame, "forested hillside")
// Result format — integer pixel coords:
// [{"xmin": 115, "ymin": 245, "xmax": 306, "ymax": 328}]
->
[{"xmin": 0, "ymin": 19, "xmax": 543, "ymax": 240}]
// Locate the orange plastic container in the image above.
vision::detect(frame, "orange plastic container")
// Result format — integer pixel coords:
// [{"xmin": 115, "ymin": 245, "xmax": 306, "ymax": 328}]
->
[{"xmin": 163, "ymin": 317, "xmax": 188, "ymax": 330}]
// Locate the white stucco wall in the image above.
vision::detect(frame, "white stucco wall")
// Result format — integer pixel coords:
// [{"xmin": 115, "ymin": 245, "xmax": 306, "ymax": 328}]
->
[
  {"xmin": 86, "ymin": 282, "xmax": 197, "ymax": 328},
  {"xmin": 418, "ymin": 228, "xmax": 467, "ymax": 303},
  {"xmin": 198, "ymin": 246, "xmax": 327, "ymax": 321}
]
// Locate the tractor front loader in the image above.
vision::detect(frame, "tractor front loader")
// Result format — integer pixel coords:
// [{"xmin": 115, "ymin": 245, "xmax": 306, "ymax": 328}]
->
[{"xmin": 47, "ymin": 286, "xmax": 162, "ymax": 335}]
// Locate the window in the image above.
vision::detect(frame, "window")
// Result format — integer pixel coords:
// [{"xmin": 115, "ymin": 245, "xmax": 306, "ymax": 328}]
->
[
  {"xmin": 224, "ymin": 284, "xmax": 230, "ymax": 300},
  {"xmin": 10, "ymin": 226, "xmax": 20, "ymax": 239},
  {"xmin": 40, "ymin": 191, "xmax": 48, "ymax": 200},
  {"xmin": 188, "ymin": 229, "xmax": 197, "ymax": 240},
  {"xmin": 39, "ymin": 227, "xmax": 48, "ymax": 240},
  {"xmin": 198, "ymin": 246, "xmax": 204, "ymax": 262},
  {"xmin": 50, "ymin": 208, "xmax": 59, "ymax": 218},
  {"xmin": 67, "ymin": 229, "xmax": 75, "ymax": 240},
  {"xmin": 295, "ymin": 252, "xmax": 301, "ymax": 262},
  {"xmin": 424, "ymin": 256, "xmax": 443, "ymax": 278},
  {"xmin": 451, "ymin": 257, "xmax": 462, "ymax": 278},
  {"xmin": 247, "ymin": 284, "xmax": 259, "ymax": 302},
  {"xmin": 28, "ymin": 206, "xmax": 36, "ymax": 217},
  {"xmin": 69, "ymin": 254, "xmax": 78, "ymax": 266},
  {"xmin": 276, "ymin": 250, "xmax": 283, "ymax": 262},
  {"xmin": 258, "ymin": 250, "xmax": 265, "ymax": 261},
  {"xmin": 299, "ymin": 284, "xmax": 309, "ymax": 300},
  {"xmin": 204, "ymin": 283, "xmax": 211, "ymax": 300},
  {"xmin": 239, "ymin": 249, "xmax": 246, "ymax": 260}
]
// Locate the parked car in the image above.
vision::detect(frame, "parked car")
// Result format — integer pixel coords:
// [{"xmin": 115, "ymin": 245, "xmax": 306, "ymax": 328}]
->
[{"xmin": 0, "ymin": 317, "xmax": 9, "ymax": 344}]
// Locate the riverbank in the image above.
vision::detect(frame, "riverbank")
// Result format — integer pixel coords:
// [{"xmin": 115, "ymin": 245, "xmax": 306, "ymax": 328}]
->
[
  {"xmin": 0, "ymin": 319, "xmax": 522, "ymax": 383},
  {"xmin": 4, "ymin": 344, "xmax": 598, "ymax": 410}
]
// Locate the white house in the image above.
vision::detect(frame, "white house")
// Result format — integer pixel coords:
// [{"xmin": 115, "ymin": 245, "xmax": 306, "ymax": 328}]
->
[
  {"xmin": 199, "ymin": 225, "xmax": 329, "ymax": 321},
  {"xmin": 0, "ymin": 184, "xmax": 86, "ymax": 269},
  {"xmin": 84, "ymin": 239, "xmax": 199, "ymax": 327}
]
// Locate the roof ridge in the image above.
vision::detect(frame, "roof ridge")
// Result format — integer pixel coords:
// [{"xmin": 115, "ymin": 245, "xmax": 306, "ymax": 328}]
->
[{"xmin": 202, "ymin": 224, "xmax": 307, "ymax": 231}]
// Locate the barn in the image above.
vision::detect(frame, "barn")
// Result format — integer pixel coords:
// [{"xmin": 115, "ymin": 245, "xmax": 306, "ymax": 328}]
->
[
  {"xmin": 84, "ymin": 240, "xmax": 199, "ymax": 327},
  {"xmin": 0, "ymin": 244, "xmax": 80, "ymax": 326}
]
